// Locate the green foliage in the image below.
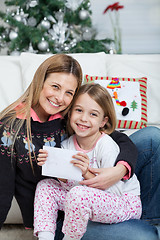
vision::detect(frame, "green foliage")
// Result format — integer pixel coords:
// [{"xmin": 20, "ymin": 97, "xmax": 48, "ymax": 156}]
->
[
  {"xmin": 0, "ymin": 0, "xmax": 112, "ymax": 54},
  {"xmin": 71, "ymin": 39, "xmax": 112, "ymax": 53}
]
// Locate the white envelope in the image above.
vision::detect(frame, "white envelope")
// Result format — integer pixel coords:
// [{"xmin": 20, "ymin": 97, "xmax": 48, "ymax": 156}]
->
[{"xmin": 42, "ymin": 146, "xmax": 82, "ymax": 181}]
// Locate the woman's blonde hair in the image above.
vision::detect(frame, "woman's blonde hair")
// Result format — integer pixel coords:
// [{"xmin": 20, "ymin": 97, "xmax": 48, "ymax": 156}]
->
[
  {"xmin": 0, "ymin": 54, "xmax": 82, "ymax": 169},
  {"xmin": 67, "ymin": 83, "xmax": 117, "ymax": 135}
]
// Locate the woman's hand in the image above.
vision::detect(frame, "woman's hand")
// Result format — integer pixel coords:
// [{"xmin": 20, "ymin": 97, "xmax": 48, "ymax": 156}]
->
[
  {"xmin": 79, "ymin": 164, "xmax": 127, "ymax": 190},
  {"xmin": 37, "ymin": 149, "xmax": 48, "ymax": 166}
]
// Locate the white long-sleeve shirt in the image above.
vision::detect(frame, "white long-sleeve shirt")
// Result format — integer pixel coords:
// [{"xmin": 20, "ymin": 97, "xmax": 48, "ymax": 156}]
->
[{"xmin": 61, "ymin": 133, "xmax": 140, "ymax": 196}]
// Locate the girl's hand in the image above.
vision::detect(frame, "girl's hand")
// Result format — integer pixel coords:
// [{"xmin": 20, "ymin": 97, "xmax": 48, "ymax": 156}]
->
[
  {"xmin": 71, "ymin": 152, "xmax": 90, "ymax": 177},
  {"xmin": 37, "ymin": 149, "xmax": 48, "ymax": 166},
  {"xmin": 79, "ymin": 164, "xmax": 127, "ymax": 190}
]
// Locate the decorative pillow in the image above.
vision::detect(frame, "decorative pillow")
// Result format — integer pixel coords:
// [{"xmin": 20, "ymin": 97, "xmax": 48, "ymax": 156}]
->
[{"xmin": 84, "ymin": 74, "xmax": 147, "ymax": 129}]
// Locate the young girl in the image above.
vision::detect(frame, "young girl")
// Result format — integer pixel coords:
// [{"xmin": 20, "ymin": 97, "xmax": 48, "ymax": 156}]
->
[{"xmin": 34, "ymin": 84, "xmax": 142, "ymax": 240}]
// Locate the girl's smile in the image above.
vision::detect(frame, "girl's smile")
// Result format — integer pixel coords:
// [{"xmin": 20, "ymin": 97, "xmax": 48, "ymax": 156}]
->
[{"xmin": 76, "ymin": 123, "xmax": 90, "ymax": 131}]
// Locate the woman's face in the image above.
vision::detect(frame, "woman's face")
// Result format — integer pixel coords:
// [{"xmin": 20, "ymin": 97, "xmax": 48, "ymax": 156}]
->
[{"xmin": 34, "ymin": 72, "xmax": 78, "ymax": 122}]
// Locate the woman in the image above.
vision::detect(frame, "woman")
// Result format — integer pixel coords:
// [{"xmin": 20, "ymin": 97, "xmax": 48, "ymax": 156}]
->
[{"xmin": 0, "ymin": 54, "xmax": 82, "ymax": 228}]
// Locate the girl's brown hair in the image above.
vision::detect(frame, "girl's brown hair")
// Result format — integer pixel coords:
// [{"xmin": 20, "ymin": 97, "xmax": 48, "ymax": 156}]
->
[
  {"xmin": 0, "ymin": 54, "xmax": 83, "ymax": 169},
  {"xmin": 67, "ymin": 83, "xmax": 117, "ymax": 135}
]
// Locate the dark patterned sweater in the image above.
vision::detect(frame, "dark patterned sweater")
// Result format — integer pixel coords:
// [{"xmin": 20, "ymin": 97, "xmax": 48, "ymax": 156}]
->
[{"xmin": 0, "ymin": 117, "xmax": 66, "ymax": 228}]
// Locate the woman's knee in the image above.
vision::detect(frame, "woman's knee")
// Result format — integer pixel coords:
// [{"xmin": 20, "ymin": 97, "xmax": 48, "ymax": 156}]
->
[{"xmin": 130, "ymin": 126, "xmax": 160, "ymax": 152}]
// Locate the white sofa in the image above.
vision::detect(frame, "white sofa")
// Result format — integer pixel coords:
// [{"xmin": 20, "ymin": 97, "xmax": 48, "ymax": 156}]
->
[{"xmin": 0, "ymin": 52, "xmax": 160, "ymax": 224}]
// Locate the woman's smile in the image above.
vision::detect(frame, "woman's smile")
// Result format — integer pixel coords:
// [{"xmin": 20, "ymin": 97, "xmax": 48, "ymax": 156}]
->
[
  {"xmin": 33, "ymin": 72, "xmax": 78, "ymax": 122},
  {"xmin": 48, "ymin": 99, "xmax": 60, "ymax": 108}
]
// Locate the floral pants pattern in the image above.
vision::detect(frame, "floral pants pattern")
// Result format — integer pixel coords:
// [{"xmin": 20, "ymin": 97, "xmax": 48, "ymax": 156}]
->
[{"xmin": 34, "ymin": 179, "xmax": 142, "ymax": 239}]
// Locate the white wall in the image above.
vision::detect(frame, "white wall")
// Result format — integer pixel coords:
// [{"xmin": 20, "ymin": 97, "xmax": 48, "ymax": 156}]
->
[
  {"xmin": 90, "ymin": 0, "xmax": 160, "ymax": 54},
  {"xmin": 0, "ymin": 0, "xmax": 160, "ymax": 54}
]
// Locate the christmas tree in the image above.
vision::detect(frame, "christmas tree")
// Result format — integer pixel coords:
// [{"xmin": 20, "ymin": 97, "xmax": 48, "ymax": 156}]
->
[
  {"xmin": 130, "ymin": 100, "xmax": 138, "ymax": 111},
  {"xmin": 0, "ymin": 0, "xmax": 112, "ymax": 55}
]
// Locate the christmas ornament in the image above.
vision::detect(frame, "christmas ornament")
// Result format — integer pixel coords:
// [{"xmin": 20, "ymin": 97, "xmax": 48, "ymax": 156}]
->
[
  {"xmin": 108, "ymin": 47, "xmax": 116, "ymax": 54},
  {"xmin": 0, "ymin": 36, "xmax": 4, "ymax": 48},
  {"xmin": 10, "ymin": 49, "xmax": 20, "ymax": 56},
  {"xmin": 9, "ymin": 30, "xmax": 18, "ymax": 40},
  {"xmin": 14, "ymin": 8, "xmax": 28, "ymax": 25},
  {"xmin": 49, "ymin": 10, "xmax": 70, "ymax": 50},
  {"xmin": 40, "ymin": 17, "xmax": 51, "ymax": 30},
  {"xmin": 87, "ymin": 1, "xmax": 91, "ymax": 8},
  {"xmin": 108, "ymin": 42, "xmax": 116, "ymax": 54},
  {"xmin": 14, "ymin": 8, "xmax": 21, "ymax": 22},
  {"xmin": 79, "ymin": 9, "xmax": 89, "ymax": 20},
  {"xmin": 65, "ymin": 0, "xmax": 83, "ymax": 11},
  {"xmin": 28, "ymin": 42, "xmax": 37, "ymax": 53},
  {"xmin": 82, "ymin": 27, "xmax": 93, "ymax": 41},
  {"xmin": 19, "ymin": 8, "xmax": 28, "ymax": 25},
  {"xmin": 49, "ymin": 20, "xmax": 69, "ymax": 45},
  {"xmin": 55, "ymin": 9, "xmax": 64, "ymax": 21},
  {"xmin": 28, "ymin": 0, "xmax": 39, "ymax": 8},
  {"xmin": 38, "ymin": 38, "xmax": 49, "ymax": 51},
  {"xmin": 70, "ymin": 39, "xmax": 77, "ymax": 48},
  {"xmin": 70, "ymin": 25, "xmax": 83, "ymax": 42},
  {"xmin": 28, "ymin": 17, "xmax": 37, "ymax": 27},
  {"xmin": 47, "ymin": 15, "xmax": 56, "ymax": 24}
]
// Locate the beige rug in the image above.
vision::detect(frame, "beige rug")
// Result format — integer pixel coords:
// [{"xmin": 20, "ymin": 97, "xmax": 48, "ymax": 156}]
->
[{"xmin": 0, "ymin": 225, "xmax": 37, "ymax": 240}]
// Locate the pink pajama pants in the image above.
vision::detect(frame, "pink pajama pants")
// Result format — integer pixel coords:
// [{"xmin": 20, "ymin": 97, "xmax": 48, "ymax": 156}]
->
[{"xmin": 34, "ymin": 179, "xmax": 142, "ymax": 239}]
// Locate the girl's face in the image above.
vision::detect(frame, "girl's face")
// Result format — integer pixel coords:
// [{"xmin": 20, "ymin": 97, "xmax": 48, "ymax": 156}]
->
[
  {"xmin": 70, "ymin": 93, "xmax": 108, "ymax": 140},
  {"xmin": 34, "ymin": 72, "xmax": 78, "ymax": 122}
]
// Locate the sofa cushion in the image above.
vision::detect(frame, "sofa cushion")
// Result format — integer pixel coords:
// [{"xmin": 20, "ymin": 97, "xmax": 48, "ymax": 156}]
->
[
  {"xmin": 105, "ymin": 54, "xmax": 160, "ymax": 125},
  {"xmin": 20, "ymin": 52, "xmax": 108, "ymax": 91},
  {"xmin": 0, "ymin": 56, "xmax": 23, "ymax": 112},
  {"xmin": 84, "ymin": 74, "xmax": 147, "ymax": 129}
]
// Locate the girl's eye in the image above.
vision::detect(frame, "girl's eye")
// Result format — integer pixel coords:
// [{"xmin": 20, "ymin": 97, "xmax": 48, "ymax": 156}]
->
[
  {"xmin": 91, "ymin": 113, "xmax": 98, "ymax": 117},
  {"xmin": 75, "ymin": 108, "xmax": 82, "ymax": 112}
]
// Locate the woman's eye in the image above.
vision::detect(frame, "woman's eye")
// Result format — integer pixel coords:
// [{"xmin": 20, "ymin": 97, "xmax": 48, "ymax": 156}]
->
[
  {"xmin": 52, "ymin": 85, "xmax": 59, "ymax": 89},
  {"xmin": 67, "ymin": 91, "xmax": 74, "ymax": 96}
]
